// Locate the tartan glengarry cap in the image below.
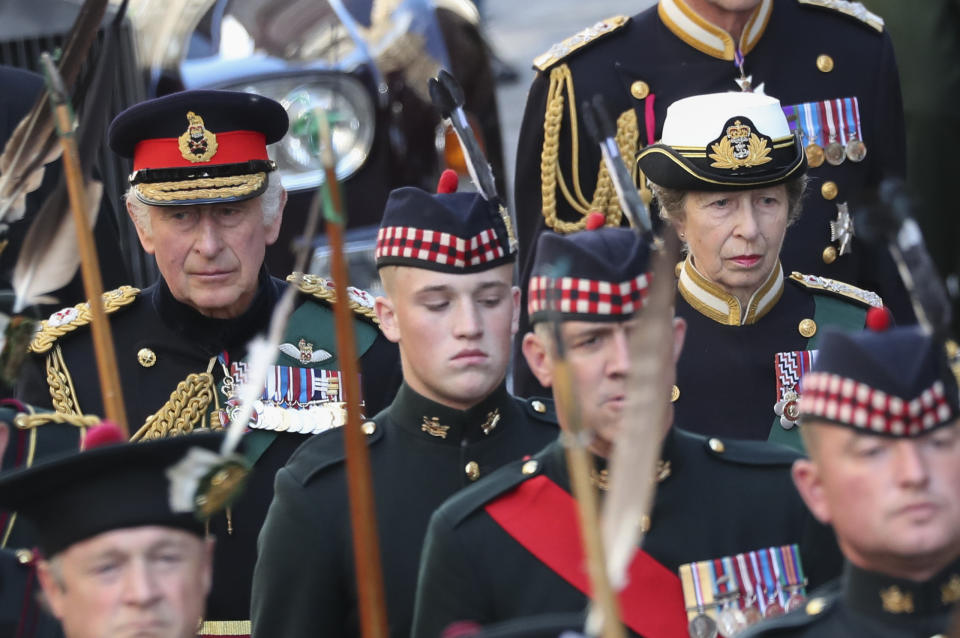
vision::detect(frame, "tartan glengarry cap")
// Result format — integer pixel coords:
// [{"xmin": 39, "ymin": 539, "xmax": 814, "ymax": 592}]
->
[
  {"xmin": 0, "ymin": 430, "xmax": 224, "ymax": 556},
  {"xmin": 799, "ymin": 327, "xmax": 960, "ymax": 437},
  {"xmin": 375, "ymin": 187, "xmax": 515, "ymax": 274},
  {"xmin": 636, "ymin": 92, "xmax": 805, "ymax": 191},
  {"xmin": 108, "ymin": 89, "xmax": 288, "ymax": 206},
  {"xmin": 528, "ymin": 227, "xmax": 651, "ymax": 324}
]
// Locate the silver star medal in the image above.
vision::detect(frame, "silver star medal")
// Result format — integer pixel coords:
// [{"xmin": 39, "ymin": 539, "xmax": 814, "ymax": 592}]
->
[{"xmin": 829, "ymin": 202, "xmax": 855, "ymax": 256}]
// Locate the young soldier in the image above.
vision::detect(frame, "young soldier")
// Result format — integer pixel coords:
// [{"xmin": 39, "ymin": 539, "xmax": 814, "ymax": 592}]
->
[
  {"xmin": 251, "ymin": 184, "xmax": 558, "ymax": 638},
  {"xmin": 412, "ymin": 227, "xmax": 842, "ymax": 638},
  {"xmin": 741, "ymin": 327, "xmax": 960, "ymax": 637}
]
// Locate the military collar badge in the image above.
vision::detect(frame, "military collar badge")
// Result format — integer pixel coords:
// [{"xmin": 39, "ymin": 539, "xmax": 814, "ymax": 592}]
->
[{"xmin": 178, "ymin": 111, "xmax": 218, "ymax": 163}]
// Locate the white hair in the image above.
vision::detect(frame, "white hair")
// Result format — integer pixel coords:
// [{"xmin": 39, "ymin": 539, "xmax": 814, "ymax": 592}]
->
[{"xmin": 126, "ymin": 174, "xmax": 284, "ymax": 234}]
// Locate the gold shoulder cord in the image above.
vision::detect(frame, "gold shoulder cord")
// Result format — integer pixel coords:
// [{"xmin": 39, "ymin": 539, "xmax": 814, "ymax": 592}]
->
[
  {"xmin": 287, "ymin": 273, "xmax": 380, "ymax": 324},
  {"xmin": 132, "ymin": 372, "xmax": 216, "ymax": 441},
  {"xmin": 540, "ymin": 64, "xmax": 639, "ymax": 233},
  {"xmin": 45, "ymin": 345, "xmax": 83, "ymax": 416}
]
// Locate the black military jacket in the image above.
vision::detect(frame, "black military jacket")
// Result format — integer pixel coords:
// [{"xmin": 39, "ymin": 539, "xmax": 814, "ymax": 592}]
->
[
  {"xmin": 15, "ymin": 270, "xmax": 402, "ymax": 631},
  {"xmin": 740, "ymin": 558, "xmax": 960, "ymax": 637},
  {"xmin": 674, "ymin": 259, "xmax": 877, "ymax": 446},
  {"xmin": 411, "ymin": 428, "xmax": 843, "ymax": 638},
  {"xmin": 0, "ymin": 549, "xmax": 63, "ymax": 638},
  {"xmin": 250, "ymin": 382, "xmax": 558, "ymax": 638},
  {"xmin": 513, "ymin": 0, "xmax": 910, "ymax": 397}
]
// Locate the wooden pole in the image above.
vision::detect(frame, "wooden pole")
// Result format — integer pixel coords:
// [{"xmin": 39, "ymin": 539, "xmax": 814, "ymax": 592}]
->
[
  {"xmin": 316, "ymin": 111, "xmax": 389, "ymax": 638},
  {"xmin": 41, "ymin": 53, "xmax": 128, "ymax": 437}
]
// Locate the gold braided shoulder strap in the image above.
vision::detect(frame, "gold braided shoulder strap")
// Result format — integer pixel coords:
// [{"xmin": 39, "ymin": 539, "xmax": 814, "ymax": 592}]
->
[
  {"xmin": 286, "ymin": 273, "xmax": 379, "ymax": 324},
  {"xmin": 540, "ymin": 63, "xmax": 640, "ymax": 233},
  {"xmin": 29, "ymin": 285, "xmax": 140, "ymax": 354}
]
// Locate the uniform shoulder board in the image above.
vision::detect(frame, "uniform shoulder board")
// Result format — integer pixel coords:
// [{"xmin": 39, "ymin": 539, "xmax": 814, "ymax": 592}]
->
[
  {"xmin": 797, "ymin": 0, "xmax": 884, "ymax": 32},
  {"xmin": 287, "ymin": 272, "xmax": 379, "ymax": 325},
  {"xmin": 28, "ymin": 286, "xmax": 140, "ymax": 354},
  {"xmin": 523, "ymin": 396, "xmax": 557, "ymax": 423},
  {"xmin": 445, "ymin": 456, "xmax": 543, "ymax": 527},
  {"xmin": 285, "ymin": 419, "xmax": 384, "ymax": 486},
  {"xmin": 685, "ymin": 430, "xmax": 801, "ymax": 467},
  {"xmin": 741, "ymin": 590, "xmax": 839, "ymax": 635},
  {"xmin": 788, "ymin": 271, "xmax": 883, "ymax": 309},
  {"xmin": 533, "ymin": 15, "xmax": 630, "ymax": 71}
]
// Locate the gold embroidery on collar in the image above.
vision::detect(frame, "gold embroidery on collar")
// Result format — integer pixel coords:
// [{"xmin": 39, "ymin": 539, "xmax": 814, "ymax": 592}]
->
[
  {"xmin": 678, "ymin": 258, "xmax": 782, "ymax": 326},
  {"xmin": 658, "ymin": 0, "xmax": 771, "ymax": 61},
  {"xmin": 481, "ymin": 409, "xmax": 501, "ymax": 435},
  {"xmin": 941, "ymin": 574, "xmax": 960, "ymax": 605},
  {"xmin": 591, "ymin": 460, "xmax": 671, "ymax": 491},
  {"xmin": 879, "ymin": 586, "xmax": 914, "ymax": 614},
  {"xmin": 421, "ymin": 416, "xmax": 450, "ymax": 439}
]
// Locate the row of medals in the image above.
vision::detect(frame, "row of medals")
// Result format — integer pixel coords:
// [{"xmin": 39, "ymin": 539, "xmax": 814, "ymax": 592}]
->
[
  {"xmin": 688, "ymin": 584, "xmax": 807, "ymax": 638},
  {"xmin": 805, "ymin": 136, "xmax": 866, "ymax": 168}
]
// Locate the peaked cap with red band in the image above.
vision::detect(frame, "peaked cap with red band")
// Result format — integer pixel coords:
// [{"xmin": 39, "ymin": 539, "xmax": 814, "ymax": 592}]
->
[
  {"xmin": 0, "ymin": 431, "xmax": 224, "ymax": 556},
  {"xmin": 375, "ymin": 186, "xmax": 515, "ymax": 274},
  {"xmin": 108, "ymin": 89, "xmax": 288, "ymax": 206},
  {"xmin": 528, "ymin": 227, "xmax": 651, "ymax": 324},
  {"xmin": 799, "ymin": 327, "xmax": 960, "ymax": 437}
]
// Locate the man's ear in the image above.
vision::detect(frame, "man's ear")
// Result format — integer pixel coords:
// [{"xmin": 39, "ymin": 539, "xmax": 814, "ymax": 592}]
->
[
  {"xmin": 375, "ymin": 296, "xmax": 400, "ymax": 344},
  {"xmin": 37, "ymin": 560, "xmax": 65, "ymax": 620},
  {"xmin": 127, "ymin": 199, "xmax": 155, "ymax": 255},
  {"xmin": 510, "ymin": 286, "xmax": 521, "ymax": 336},
  {"xmin": 264, "ymin": 189, "xmax": 287, "ymax": 246},
  {"xmin": 522, "ymin": 332, "xmax": 554, "ymax": 389},
  {"xmin": 791, "ymin": 458, "xmax": 832, "ymax": 525}
]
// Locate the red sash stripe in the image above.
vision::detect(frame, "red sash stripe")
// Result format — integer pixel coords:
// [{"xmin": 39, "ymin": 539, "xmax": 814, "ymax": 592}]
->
[{"xmin": 485, "ymin": 475, "xmax": 688, "ymax": 638}]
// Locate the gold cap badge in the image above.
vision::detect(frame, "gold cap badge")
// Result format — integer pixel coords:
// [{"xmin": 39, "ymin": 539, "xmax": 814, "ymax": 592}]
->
[{"xmin": 178, "ymin": 111, "xmax": 218, "ymax": 163}]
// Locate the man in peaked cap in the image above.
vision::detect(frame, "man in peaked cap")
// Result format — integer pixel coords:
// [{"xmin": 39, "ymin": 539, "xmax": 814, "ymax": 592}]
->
[
  {"xmin": 412, "ymin": 226, "xmax": 842, "ymax": 638},
  {"xmin": 741, "ymin": 327, "xmax": 960, "ymax": 637},
  {"xmin": 15, "ymin": 89, "xmax": 401, "ymax": 636},
  {"xmin": 0, "ymin": 426, "xmax": 229, "ymax": 638},
  {"xmin": 251, "ymin": 178, "xmax": 558, "ymax": 638},
  {"xmin": 511, "ymin": 0, "xmax": 916, "ymax": 398}
]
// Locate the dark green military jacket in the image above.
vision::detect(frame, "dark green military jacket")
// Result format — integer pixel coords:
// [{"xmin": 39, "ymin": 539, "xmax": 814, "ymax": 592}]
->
[
  {"xmin": 740, "ymin": 558, "xmax": 960, "ymax": 637},
  {"xmin": 15, "ymin": 269, "xmax": 402, "ymax": 632},
  {"xmin": 412, "ymin": 427, "xmax": 843, "ymax": 637},
  {"xmin": 250, "ymin": 382, "xmax": 558, "ymax": 638}
]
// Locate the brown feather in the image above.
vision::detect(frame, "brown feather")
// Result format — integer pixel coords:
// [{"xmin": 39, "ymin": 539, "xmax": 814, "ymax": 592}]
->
[{"xmin": 0, "ymin": 0, "xmax": 108, "ymax": 224}]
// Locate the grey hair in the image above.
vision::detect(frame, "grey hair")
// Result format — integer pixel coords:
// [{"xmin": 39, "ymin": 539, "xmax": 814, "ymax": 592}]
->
[
  {"xmin": 649, "ymin": 173, "xmax": 809, "ymax": 227},
  {"xmin": 126, "ymin": 174, "xmax": 285, "ymax": 234}
]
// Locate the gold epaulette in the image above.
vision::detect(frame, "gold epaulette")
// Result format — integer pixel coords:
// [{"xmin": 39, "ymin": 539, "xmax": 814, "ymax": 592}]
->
[
  {"xmin": 533, "ymin": 15, "xmax": 630, "ymax": 71},
  {"xmin": 789, "ymin": 272, "xmax": 883, "ymax": 308},
  {"xmin": 28, "ymin": 286, "xmax": 141, "ymax": 354},
  {"xmin": 797, "ymin": 0, "xmax": 884, "ymax": 32},
  {"xmin": 287, "ymin": 273, "xmax": 379, "ymax": 324}
]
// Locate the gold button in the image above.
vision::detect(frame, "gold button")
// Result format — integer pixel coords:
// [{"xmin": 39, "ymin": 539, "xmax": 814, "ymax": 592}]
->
[
  {"xmin": 531, "ymin": 400, "xmax": 547, "ymax": 414},
  {"xmin": 799, "ymin": 318, "xmax": 818, "ymax": 338},
  {"xmin": 806, "ymin": 597, "xmax": 826, "ymax": 616},
  {"xmin": 15, "ymin": 549, "xmax": 33, "ymax": 565},
  {"xmin": 639, "ymin": 514, "xmax": 651, "ymax": 533},
  {"xmin": 816, "ymin": 54, "xmax": 834, "ymax": 73},
  {"xmin": 361, "ymin": 421, "xmax": 377, "ymax": 435},
  {"xmin": 822, "ymin": 245, "xmax": 838, "ymax": 264},
  {"xmin": 521, "ymin": 460, "xmax": 539, "ymax": 475},
  {"xmin": 670, "ymin": 385, "xmax": 680, "ymax": 403},
  {"xmin": 630, "ymin": 80, "xmax": 650, "ymax": 100},
  {"xmin": 820, "ymin": 181, "xmax": 838, "ymax": 200},
  {"xmin": 137, "ymin": 347, "xmax": 157, "ymax": 368},
  {"xmin": 465, "ymin": 461, "xmax": 480, "ymax": 481},
  {"xmin": 708, "ymin": 438, "xmax": 725, "ymax": 454}
]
